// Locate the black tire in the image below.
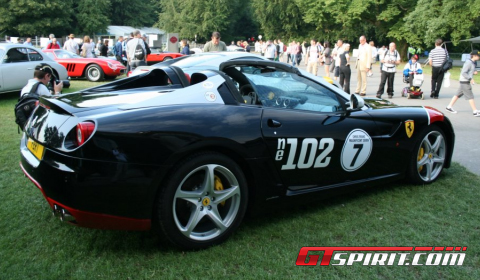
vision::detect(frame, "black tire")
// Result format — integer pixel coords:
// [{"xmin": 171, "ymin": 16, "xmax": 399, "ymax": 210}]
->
[
  {"xmin": 407, "ymin": 125, "xmax": 447, "ymax": 184},
  {"xmin": 85, "ymin": 64, "xmax": 104, "ymax": 82},
  {"xmin": 155, "ymin": 153, "xmax": 248, "ymax": 249}
]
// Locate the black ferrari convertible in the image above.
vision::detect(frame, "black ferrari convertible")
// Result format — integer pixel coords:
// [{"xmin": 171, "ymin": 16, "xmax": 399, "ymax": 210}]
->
[{"xmin": 20, "ymin": 59, "xmax": 455, "ymax": 249}]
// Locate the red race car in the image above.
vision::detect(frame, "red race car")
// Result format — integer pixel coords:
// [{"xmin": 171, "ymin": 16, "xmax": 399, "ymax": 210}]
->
[
  {"xmin": 146, "ymin": 47, "xmax": 184, "ymax": 65},
  {"xmin": 43, "ymin": 49, "xmax": 126, "ymax": 82}
]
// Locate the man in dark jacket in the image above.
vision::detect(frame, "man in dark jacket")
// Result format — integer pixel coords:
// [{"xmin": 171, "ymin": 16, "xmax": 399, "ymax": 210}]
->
[{"xmin": 114, "ymin": 36, "xmax": 124, "ymax": 64}]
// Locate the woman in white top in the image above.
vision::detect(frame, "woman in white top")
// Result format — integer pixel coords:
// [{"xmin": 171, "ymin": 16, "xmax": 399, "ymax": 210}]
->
[{"xmin": 81, "ymin": 36, "xmax": 95, "ymax": 58}]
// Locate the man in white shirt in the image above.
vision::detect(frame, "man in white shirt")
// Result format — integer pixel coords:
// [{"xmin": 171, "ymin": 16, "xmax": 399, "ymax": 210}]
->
[
  {"xmin": 63, "ymin": 34, "xmax": 79, "ymax": 54},
  {"xmin": 21, "ymin": 64, "xmax": 63, "ymax": 97},
  {"xmin": 264, "ymin": 40, "xmax": 277, "ymax": 61},
  {"xmin": 305, "ymin": 39, "xmax": 322, "ymax": 76},
  {"xmin": 377, "ymin": 45, "xmax": 387, "ymax": 72},
  {"xmin": 376, "ymin": 42, "xmax": 401, "ymax": 99},
  {"xmin": 126, "ymin": 30, "xmax": 147, "ymax": 71}
]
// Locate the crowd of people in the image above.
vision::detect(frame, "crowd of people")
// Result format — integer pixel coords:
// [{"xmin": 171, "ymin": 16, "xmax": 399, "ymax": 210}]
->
[
  {"xmin": 243, "ymin": 36, "xmax": 478, "ymax": 116},
  {"xmin": 9, "ymin": 30, "xmax": 480, "ymax": 117}
]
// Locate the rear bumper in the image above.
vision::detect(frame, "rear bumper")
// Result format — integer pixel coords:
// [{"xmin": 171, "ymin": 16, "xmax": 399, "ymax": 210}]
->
[
  {"xmin": 20, "ymin": 163, "xmax": 150, "ymax": 230},
  {"xmin": 19, "ymin": 136, "xmax": 162, "ymax": 231}
]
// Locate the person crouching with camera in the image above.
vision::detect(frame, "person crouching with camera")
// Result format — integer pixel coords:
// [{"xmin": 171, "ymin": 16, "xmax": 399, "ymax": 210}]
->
[
  {"xmin": 20, "ymin": 63, "xmax": 63, "ymax": 97},
  {"xmin": 376, "ymin": 42, "xmax": 400, "ymax": 99}
]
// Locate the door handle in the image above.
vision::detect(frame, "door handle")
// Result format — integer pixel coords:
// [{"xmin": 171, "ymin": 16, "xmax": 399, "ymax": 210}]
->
[
  {"xmin": 267, "ymin": 119, "xmax": 282, "ymax": 128},
  {"xmin": 27, "ymin": 68, "xmax": 34, "ymax": 70}
]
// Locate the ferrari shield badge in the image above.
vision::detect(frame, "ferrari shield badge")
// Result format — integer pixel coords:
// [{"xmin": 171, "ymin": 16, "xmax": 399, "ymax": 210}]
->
[{"xmin": 405, "ymin": 120, "xmax": 414, "ymax": 138}]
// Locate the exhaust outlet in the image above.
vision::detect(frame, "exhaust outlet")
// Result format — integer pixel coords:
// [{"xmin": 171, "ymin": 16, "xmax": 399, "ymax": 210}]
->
[
  {"xmin": 60, "ymin": 208, "xmax": 75, "ymax": 223},
  {"xmin": 52, "ymin": 204, "xmax": 76, "ymax": 223},
  {"xmin": 53, "ymin": 204, "xmax": 61, "ymax": 218}
]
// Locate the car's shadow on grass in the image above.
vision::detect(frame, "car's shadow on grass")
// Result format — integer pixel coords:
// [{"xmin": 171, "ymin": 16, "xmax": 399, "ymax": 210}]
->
[{"xmin": 39, "ymin": 165, "xmax": 464, "ymax": 254}]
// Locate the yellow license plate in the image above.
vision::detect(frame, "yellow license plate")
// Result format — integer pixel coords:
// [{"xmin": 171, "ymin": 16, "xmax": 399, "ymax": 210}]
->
[{"xmin": 27, "ymin": 138, "xmax": 45, "ymax": 160}]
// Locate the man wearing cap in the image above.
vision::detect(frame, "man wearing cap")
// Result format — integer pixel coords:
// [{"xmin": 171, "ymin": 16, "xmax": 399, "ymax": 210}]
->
[
  {"xmin": 203, "ymin": 32, "xmax": 227, "ymax": 52},
  {"xmin": 63, "ymin": 34, "xmax": 79, "ymax": 54},
  {"xmin": 20, "ymin": 64, "xmax": 63, "ymax": 97},
  {"xmin": 446, "ymin": 50, "xmax": 480, "ymax": 117}
]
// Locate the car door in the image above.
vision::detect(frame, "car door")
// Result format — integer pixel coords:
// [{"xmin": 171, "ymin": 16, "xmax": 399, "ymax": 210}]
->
[
  {"xmin": 220, "ymin": 61, "xmax": 387, "ymax": 193},
  {"xmin": 2, "ymin": 47, "xmax": 39, "ymax": 92}
]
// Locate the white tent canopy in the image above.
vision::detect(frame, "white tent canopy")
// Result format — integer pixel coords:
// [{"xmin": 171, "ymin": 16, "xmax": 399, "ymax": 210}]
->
[
  {"xmin": 106, "ymin": 26, "xmax": 165, "ymax": 37},
  {"xmin": 460, "ymin": 36, "xmax": 480, "ymax": 44}
]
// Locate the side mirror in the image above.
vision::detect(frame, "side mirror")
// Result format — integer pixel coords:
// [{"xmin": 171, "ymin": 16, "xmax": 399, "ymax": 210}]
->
[{"xmin": 347, "ymin": 93, "xmax": 365, "ymax": 111}]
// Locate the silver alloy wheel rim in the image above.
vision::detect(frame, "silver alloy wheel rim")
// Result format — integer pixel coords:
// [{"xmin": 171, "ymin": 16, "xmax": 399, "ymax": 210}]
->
[
  {"xmin": 417, "ymin": 131, "xmax": 446, "ymax": 182},
  {"xmin": 173, "ymin": 164, "xmax": 241, "ymax": 241},
  {"xmin": 88, "ymin": 67, "xmax": 100, "ymax": 81}
]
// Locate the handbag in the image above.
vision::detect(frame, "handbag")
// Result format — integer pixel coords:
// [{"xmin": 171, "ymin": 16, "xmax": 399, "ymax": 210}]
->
[{"xmin": 441, "ymin": 49, "xmax": 453, "ymax": 72}]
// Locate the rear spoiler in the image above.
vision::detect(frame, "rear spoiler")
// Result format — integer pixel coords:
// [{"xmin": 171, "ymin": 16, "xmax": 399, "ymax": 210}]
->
[{"xmin": 79, "ymin": 66, "xmax": 189, "ymax": 94}]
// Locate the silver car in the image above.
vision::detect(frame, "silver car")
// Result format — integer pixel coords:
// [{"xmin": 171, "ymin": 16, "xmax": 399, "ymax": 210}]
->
[{"xmin": 0, "ymin": 43, "xmax": 68, "ymax": 94}]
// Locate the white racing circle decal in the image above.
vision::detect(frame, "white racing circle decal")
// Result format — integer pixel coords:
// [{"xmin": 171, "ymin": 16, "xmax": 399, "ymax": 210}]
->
[
  {"xmin": 341, "ymin": 129, "xmax": 372, "ymax": 172},
  {"xmin": 205, "ymin": 92, "xmax": 217, "ymax": 102}
]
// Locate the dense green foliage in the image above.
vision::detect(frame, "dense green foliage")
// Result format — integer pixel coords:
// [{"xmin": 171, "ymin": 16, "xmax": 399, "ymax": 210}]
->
[
  {"xmin": 0, "ymin": 0, "xmax": 160, "ymax": 37},
  {"xmin": 1, "ymin": 0, "xmax": 479, "ymax": 52}
]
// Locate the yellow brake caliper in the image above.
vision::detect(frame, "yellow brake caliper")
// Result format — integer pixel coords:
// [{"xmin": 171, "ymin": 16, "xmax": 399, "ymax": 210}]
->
[
  {"xmin": 214, "ymin": 175, "xmax": 225, "ymax": 206},
  {"xmin": 417, "ymin": 147, "xmax": 425, "ymax": 172}
]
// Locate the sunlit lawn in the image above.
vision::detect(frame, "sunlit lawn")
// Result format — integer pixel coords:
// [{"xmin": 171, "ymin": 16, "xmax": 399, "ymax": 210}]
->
[{"xmin": 0, "ymin": 77, "xmax": 478, "ymax": 279}]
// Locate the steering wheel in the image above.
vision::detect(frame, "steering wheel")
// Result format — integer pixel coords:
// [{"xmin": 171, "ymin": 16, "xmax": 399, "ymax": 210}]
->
[{"xmin": 240, "ymin": 84, "xmax": 258, "ymax": 105}]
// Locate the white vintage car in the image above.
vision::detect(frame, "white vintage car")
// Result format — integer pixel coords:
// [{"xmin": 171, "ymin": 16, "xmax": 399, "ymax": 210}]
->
[{"xmin": 0, "ymin": 43, "xmax": 68, "ymax": 94}]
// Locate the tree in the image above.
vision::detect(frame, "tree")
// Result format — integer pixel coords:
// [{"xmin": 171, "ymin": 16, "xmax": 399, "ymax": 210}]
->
[
  {"xmin": 110, "ymin": 0, "xmax": 160, "ymax": 27},
  {"xmin": 251, "ymin": 0, "xmax": 315, "ymax": 41},
  {"xmin": 295, "ymin": 0, "xmax": 418, "ymax": 58},
  {"xmin": 74, "ymin": 0, "xmax": 111, "ymax": 35},
  {"xmin": 401, "ymin": 0, "xmax": 480, "ymax": 47},
  {"xmin": 0, "ymin": 0, "xmax": 74, "ymax": 36},
  {"xmin": 157, "ymin": 0, "xmax": 247, "ymax": 42}
]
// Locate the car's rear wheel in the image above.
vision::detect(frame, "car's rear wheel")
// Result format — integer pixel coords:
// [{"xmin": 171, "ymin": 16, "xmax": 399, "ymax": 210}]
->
[
  {"xmin": 86, "ymin": 64, "xmax": 104, "ymax": 82},
  {"xmin": 155, "ymin": 153, "xmax": 248, "ymax": 249},
  {"xmin": 407, "ymin": 125, "xmax": 447, "ymax": 184}
]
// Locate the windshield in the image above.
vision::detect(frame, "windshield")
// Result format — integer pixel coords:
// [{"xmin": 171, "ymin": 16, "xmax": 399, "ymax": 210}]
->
[
  {"xmin": 171, "ymin": 54, "xmax": 224, "ymax": 68},
  {"xmin": 53, "ymin": 50, "xmax": 82, "ymax": 59}
]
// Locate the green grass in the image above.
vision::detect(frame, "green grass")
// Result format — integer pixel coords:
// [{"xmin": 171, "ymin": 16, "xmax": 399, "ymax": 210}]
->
[{"xmin": 1, "ymin": 81, "xmax": 479, "ymax": 279}]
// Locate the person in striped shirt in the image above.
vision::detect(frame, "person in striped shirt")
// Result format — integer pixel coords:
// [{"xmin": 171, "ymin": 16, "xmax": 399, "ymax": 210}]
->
[{"xmin": 428, "ymin": 39, "xmax": 448, "ymax": 99}]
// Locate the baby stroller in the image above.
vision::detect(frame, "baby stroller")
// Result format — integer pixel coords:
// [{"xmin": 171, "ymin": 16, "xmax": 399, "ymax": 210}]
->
[{"xmin": 402, "ymin": 69, "xmax": 424, "ymax": 99}]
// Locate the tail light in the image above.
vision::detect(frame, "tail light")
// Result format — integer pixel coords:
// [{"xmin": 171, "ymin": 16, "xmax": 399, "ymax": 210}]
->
[
  {"xmin": 127, "ymin": 71, "xmax": 132, "ymax": 77},
  {"xmin": 76, "ymin": 122, "xmax": 95, "ymax": 146}
]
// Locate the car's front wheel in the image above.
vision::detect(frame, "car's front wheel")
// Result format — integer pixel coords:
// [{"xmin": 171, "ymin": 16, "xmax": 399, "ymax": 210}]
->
[
  {"xmin": 85, "ymin": 64, "xmax": 104, "ymax": 82},
  {"xmin": 155, "ymin": 153, "xmax": 248, "ymax": 249},
  {"xmin": 407, "ymin": 125, "xmax": 447, "ymax": 184}
]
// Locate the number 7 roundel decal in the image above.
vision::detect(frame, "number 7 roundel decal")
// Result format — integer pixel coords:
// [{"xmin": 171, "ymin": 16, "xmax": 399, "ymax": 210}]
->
[{"xmin": 341, "ymin": 129, "xmax": 373, "ymax": 172}]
